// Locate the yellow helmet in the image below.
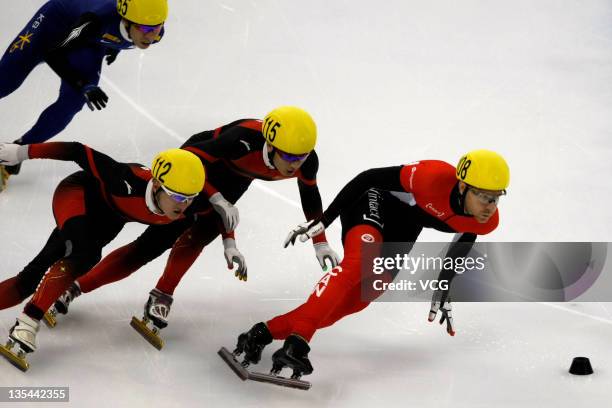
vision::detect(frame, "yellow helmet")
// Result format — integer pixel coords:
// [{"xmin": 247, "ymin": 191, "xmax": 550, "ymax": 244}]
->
[
  {"xmin": 456, "ymin": 149, "xmax": 510, "ymax": 191},
  {"xmin": 151, "ymin": 149, "xmax": 205, "ymax": 196},
  {"xmin": 262, "ymin": 106, "xmax": 317, "ymax": 154},
  {"xmin": 117, "ymin": 0, "xmax": 168, "ymax": 26}
]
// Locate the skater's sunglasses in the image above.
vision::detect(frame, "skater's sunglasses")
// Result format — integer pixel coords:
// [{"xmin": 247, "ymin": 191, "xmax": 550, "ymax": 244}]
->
[
  {"xmin": 276, "ymin": 149, "xmax": 310, "ymax": 163},
  {"xmin": 468, "ymin": 187, "xmax": 506, "ymax": 205},
  {"xmin": 160, "ymin": 184, "xmax": 198, "ymax": 204},
  {"xmin": 133, "ymin": 23, "xmax": 163, "ymax": 34}
]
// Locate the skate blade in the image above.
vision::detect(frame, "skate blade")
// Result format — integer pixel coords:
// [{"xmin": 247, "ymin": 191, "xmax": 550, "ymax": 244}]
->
[
  {"xmin": 217, "ymin": 347, "xmax": 311, "ymax": 390},
  {"xmin": 249, "ymin": 371, "xmax": 311, "ymax": 390},
  {"xmin": 218, "ymin": 347, "xmax": 249, "ymax": 381},
  {"xmin": 43, "ymin": 310, "xmax": 57, "ymax": 328},
  {"xmin": 0, "ymin": 166, "xmax": 9, "ymax": 193},
  {"xmin": 130, "ymin": 316, "xmax": 164, "ymax": 350},
  {"xmin": 0, "ymin": 343, "xmax": 29, "ymax": 372}
]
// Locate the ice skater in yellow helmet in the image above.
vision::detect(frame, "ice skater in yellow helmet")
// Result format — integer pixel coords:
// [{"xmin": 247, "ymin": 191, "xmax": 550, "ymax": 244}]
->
[
  {"xmin": 0, "ymin": 0, "xmax": 169, "ymax": 192},
  {"xmin": 229, "ymin": 149, "xmax": 511, "ymax": 382},
  {"xmin": 0, "ymin": 140, "xmax": 204, "ymax": 371}
]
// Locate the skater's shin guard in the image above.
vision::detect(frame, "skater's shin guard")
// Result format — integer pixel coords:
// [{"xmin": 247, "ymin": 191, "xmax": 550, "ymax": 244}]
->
[
  {"xmin": 155, "ymin": 233, "xmax": 206, "ymax": 295},
  {"xmin": 0, "ymin": 277, "xmax": 27, "ymax": 310},
  {"xmin": 25, "ymin": 260, "xmax": 75, "ymax": 320},
  {"xmin": 77, "ymin": 242, "xmax": 145, "ymax": 293},
  {"xmin": 268, "ymin": 225, "xmax": 383, "ymax": 342}
]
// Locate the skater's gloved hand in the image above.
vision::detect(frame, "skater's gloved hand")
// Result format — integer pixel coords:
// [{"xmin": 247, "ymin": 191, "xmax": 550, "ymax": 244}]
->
[
  {"xmin": 428, "ymin": 290, "xmax": 455, "ymax": 336},
  {"xmin": 223, "ymin": 238, "xmax": 247, "ymax": 281},
  {"xmin": 105, "ymin": 49, "xmax": 119, "ymax": 65},
  {"xmin": 210, "ymin": 192, "xmax": 239, "ymax": 232},
  {"xmin": 82, "ymin": 85, "xmax": 109, "ymax": 111},
  {"xmin": 0, "ymin": 143, "xmax": 29, "ymax": 166},
  {"xmin": 313, "ymin": 242, "xmax": 340, "ymax": 270},
  {"xmin": 283, "ymin": 220, "xmax": 325, "ymax": 247}
]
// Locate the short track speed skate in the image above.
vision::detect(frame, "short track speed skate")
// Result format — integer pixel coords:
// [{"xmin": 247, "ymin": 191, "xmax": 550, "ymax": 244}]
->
[
  {"xmin": 218, "ymin": 324, "xmax": 311, "ymax": 390},
  {"xmin": 130, "ymin": 289, "xmax": 173, "ymax": 350},
  {"xmin": 43, "ymin": 308, "xmax": 58, "ymax": 328},
  {"xmin": 0, "ymin": 316, "xmax": 40, "ymax": 372},
  {"xmin": 0, "ymin": 165, "xmax": 9, "ymax": 193},
  {"xmin": 0, "ymin": 339, "xmax": 30, "ymax": 372},
  {"xmin": 130, "ymin": 316, "xmax": 164, "ymax": 350},
  {"xmin": 43, "ymin": 283, "xmax": 81, "ymax": 328},
  {"xmin": 218, "ymin": 347, "xmax": 311, "ymax": 390}
]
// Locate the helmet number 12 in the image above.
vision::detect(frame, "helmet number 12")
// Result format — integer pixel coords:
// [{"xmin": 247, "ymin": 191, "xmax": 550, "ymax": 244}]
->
[
  {"xmin": 152, "ymin": 157, "xmax": 172, "ymax": 183},
  {"xmin": 263, "ymin": 117, "xmax": 281, "ymax": 142}
]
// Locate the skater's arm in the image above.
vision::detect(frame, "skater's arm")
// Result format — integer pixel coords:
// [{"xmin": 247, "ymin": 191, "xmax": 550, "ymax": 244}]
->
[
  {"xmin": 427, "ymin": 232, "xmax": 477, "ymax": 336},
  {"xmin": 27, "ymin": 142, "xmax": 124, "ymax": 182},
  {"xmin": 296, "ymin": 152, "xmax": 327, "ymax": 244},
  {"xmin": 43, "ymin": 13, "xmax": 103, "ymax": 90},
  {"xmin": 436, "ymin": 233, "xmax": 478, "ymax": 300},
  {"xmin": 320, "ymin": 166, "xmax": 404, "ymax": 227}
]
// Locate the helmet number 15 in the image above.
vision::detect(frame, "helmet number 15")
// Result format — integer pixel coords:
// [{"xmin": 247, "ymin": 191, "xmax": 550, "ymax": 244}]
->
[
  {"xmin": 118, "ymin": 0, "xmax": 129, "ymax": 16},
  {"xmin": 263, "ymin": 117, "xmax": 281, "ymax": 142}
]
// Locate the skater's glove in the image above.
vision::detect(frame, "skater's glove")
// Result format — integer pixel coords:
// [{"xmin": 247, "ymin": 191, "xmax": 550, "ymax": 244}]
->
[
  {"xmin": 283, "ymin": 220, "xmax": 325, "ymax": 247},
  {"xmin": 210, "ymin": 192, "xmax": 239, "ymax": 232},
  {"xmin": 0, "ymin": 143, "xmax": 29, "ymax": 166},
  {"xmin": 223, "ymin": 238, "xmax": 247, "ymax": 281},
  {"xmin": 313, "ymin": 242, "xmax": 340, "ymax": 270},
  {"xmin": 428, "ymin": 289, "xmax": 455, "ymax": 336},
  {"xmin": 105, "ymin": 49, "xmax": 119, "ymax": 65},
  {"xmin": 82, "ymin": 85, "xmax": 109, "ymax": 111}
]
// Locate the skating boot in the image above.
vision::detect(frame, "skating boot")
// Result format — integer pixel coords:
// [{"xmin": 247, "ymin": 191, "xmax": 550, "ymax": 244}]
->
[
  {"xmin": 4, "ymin": 162, "xmax": 22, "ymax": 176},
  {"xmin": 233, "ymin": 322, "xmax": 273, "ymax": 367},
  {"xmin": 130, "ymin": 288, "xmax": 172, "ymax": 350},
  {"xmin": 219, "ymin": 323, "xmax": 273, "ymax": 380},
  {"xmin": 218, "ymin": 330, "xmax": 312, "ymax": 390},
  {"xmin": 43, "ymin": 282, "xmax": 82, "ymax": 328},
  {"xmin": 54, "ymin": 282, "xmax": 81, "ymax": 314},
  {"xmin": 271, "ymin": 335, "xmax": 314, "ymax": 379},
  {"xmin": 0, "ymin": 314, "xmax": 40, "ymax": 371}
]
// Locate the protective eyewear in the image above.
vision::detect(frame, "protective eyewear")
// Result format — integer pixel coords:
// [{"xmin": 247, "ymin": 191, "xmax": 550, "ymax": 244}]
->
[
  {"xmin": 160, "ymin": 184, "xmax": 198, "ymax": 203},
  {"xmin": 469, "ymin": 188, "xmax": 506, "ymax": 205},
  {"xmin": 134, "ymin": 23, "xmax": 163, "ymax": 34},
  {"xmin": 277, "ymin": 150, "xmax": 309, "ymax": 163}
]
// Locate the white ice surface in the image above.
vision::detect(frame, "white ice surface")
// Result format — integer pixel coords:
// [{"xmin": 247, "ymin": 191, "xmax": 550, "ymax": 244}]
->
[{"xmin": 1, "ymin": 0, "xmax": 612, "ymax": 407}]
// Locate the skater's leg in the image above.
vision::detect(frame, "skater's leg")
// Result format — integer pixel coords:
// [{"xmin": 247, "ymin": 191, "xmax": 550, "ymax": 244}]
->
[
  {"xmin": 0, "ymin": 278, "xmax": 24, "ymax": 310},
  {"xmin": 23, "ymin": 213, "xmax": 124, "ymax": 320},
  {"xmin": 136, "ymin": 215, "xmax": 221, "ymax": 331},
  {"xmin": 18, "ymin": 79, "xmax": 87, "ymax": 144},
  {"xmin": 0, "ymin": 1, "xmax": 65, "ymax": 100},
  {"xmin": 19, "ymin": 46, "xmax": 104, "ymax": 144},
  {"xmin": 0, "ymin": 228, "xmax": 66, "ymax": 309},
  {"xmin": 19, "ymin": 175, "xmax": 124, "ymax": 320},
  {"xmin": 266, "ymin": 224, "xmax": 383, "ymax": 342},
  {"xmin": 155, "ymin": 214, "xmax": 222, "ymax": 295},
  {"xmin": 266, "ymin": 189, "xmax": 388, "ymax": 341},
  {"xmin": 77, "ymin": 219, "xmax": 192, "ymax": 293}
]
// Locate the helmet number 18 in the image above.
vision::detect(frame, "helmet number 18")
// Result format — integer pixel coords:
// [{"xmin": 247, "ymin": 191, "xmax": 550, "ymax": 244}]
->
[
  {"xmin": 263, "ymin": 117, "xmax": 281, "ymax": 143},
  {"xmin": 456, "ymin": 157, "xmax": 471, "ymax": 180}
]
